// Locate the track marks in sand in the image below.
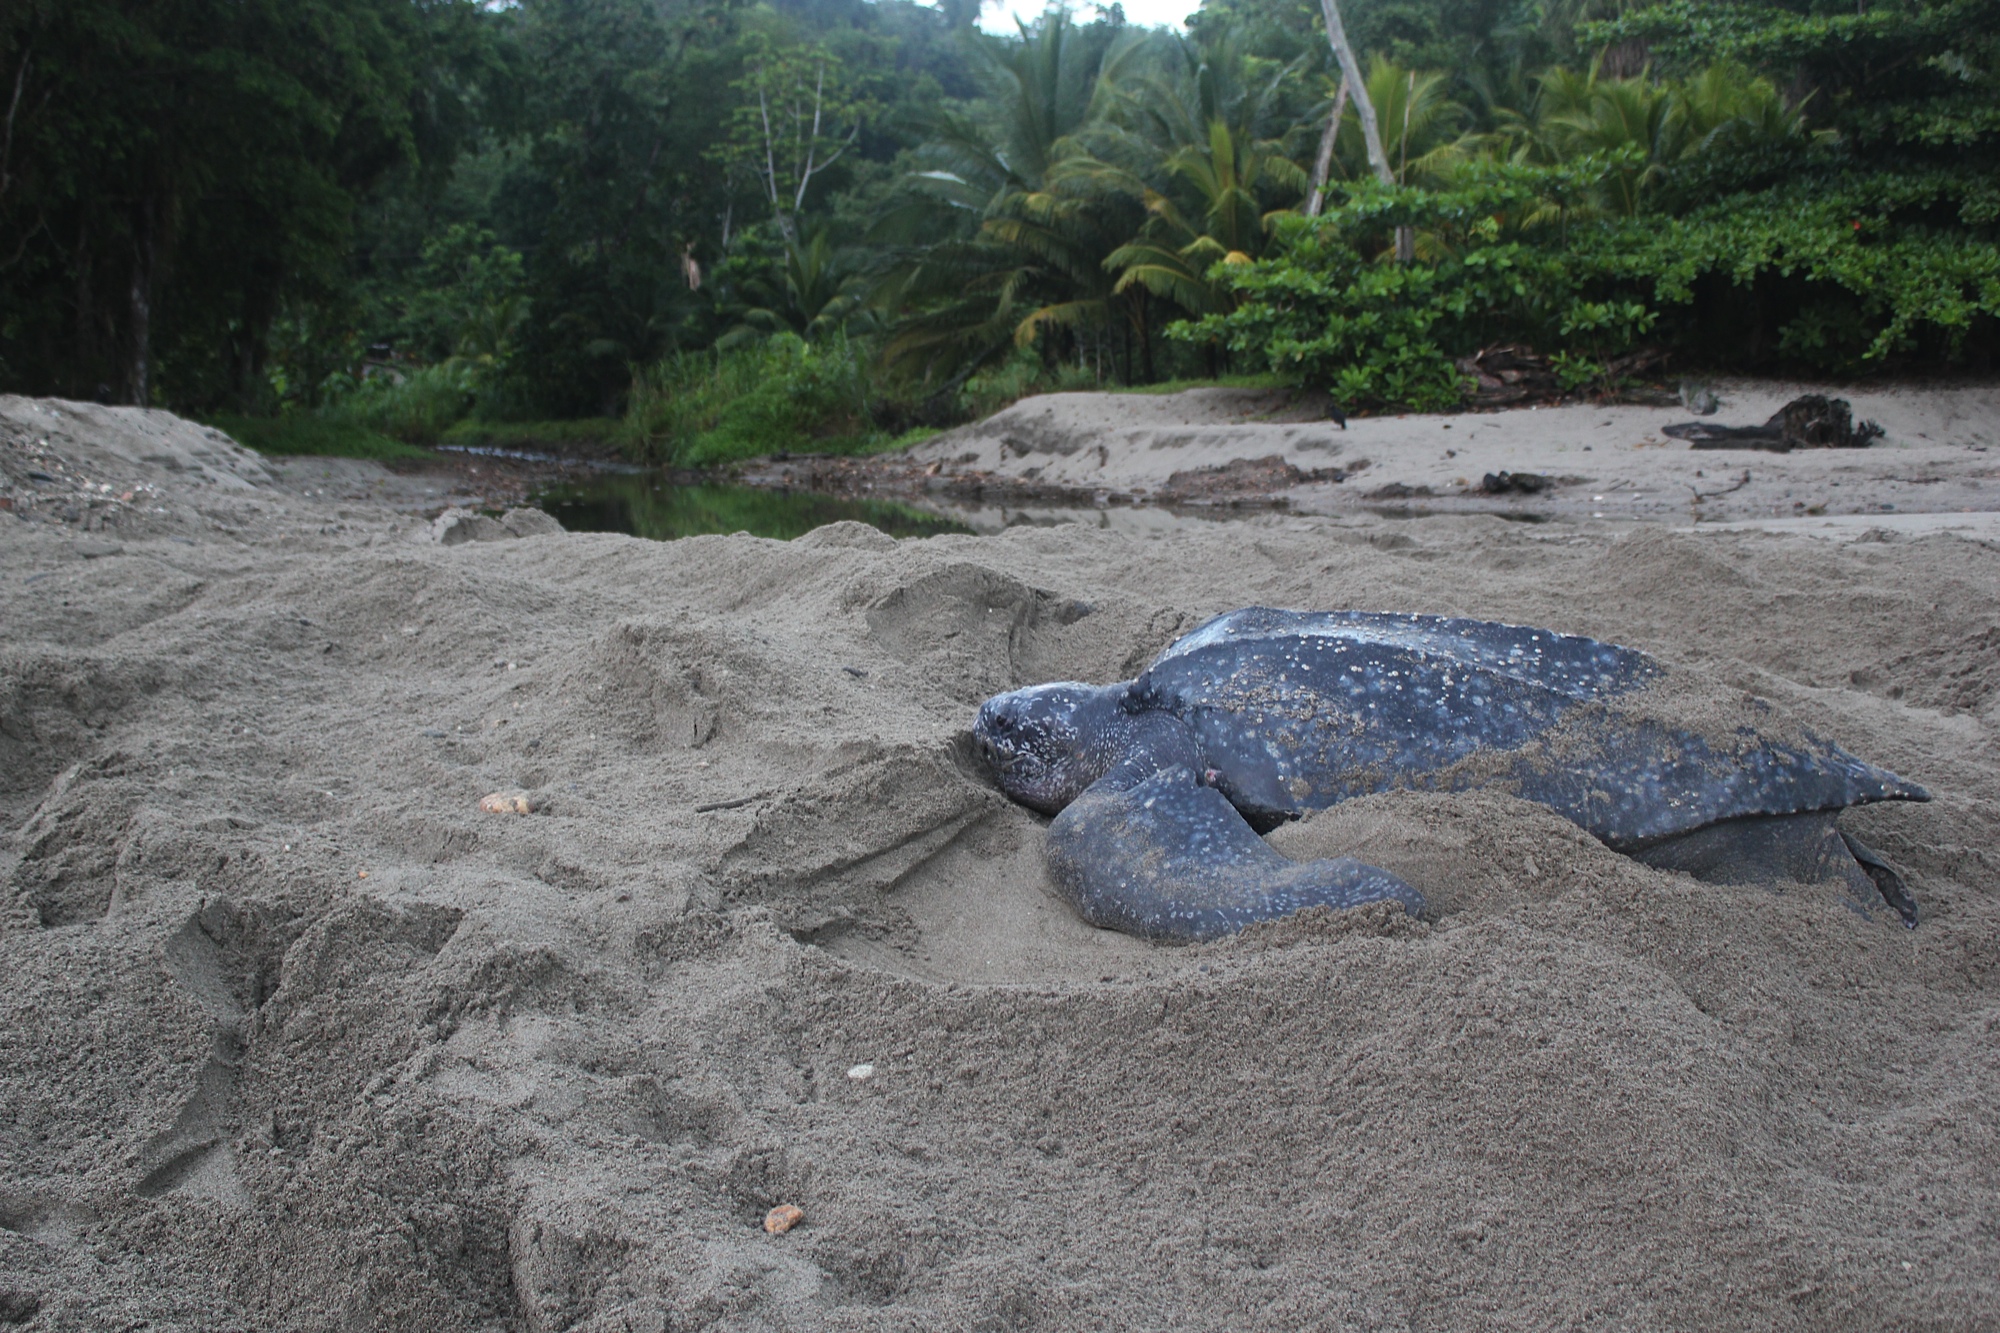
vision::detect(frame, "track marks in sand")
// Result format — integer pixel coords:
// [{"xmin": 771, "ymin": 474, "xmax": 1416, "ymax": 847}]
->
[
  {"xmin": 865, "ymin": 562, "xmax": 1115, "ymax": 700},
  {"xmin": 545, "ymin": 619, "xmax": 756, "ymax": 754},
  {"xmin": 715, "ymin": 742, "xmax": 996, "ymax": 945},
  {"xmin": 7, "ymin": 756, "xmax": 149, "ymax": 926},
  {"xmin": 0, "ymin": 653, "xmax": 178, "ymax": 825}
]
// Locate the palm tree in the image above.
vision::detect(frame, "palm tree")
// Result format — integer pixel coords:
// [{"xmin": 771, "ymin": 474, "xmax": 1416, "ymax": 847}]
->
[
  {"xmin": 724, "ymin": 225, "xmax": 867, "ymax": 345},
  {"xmin": 1040, "ymin": 30, "xmax": 1314, "ymax": 368},
  {"xmin": 874, "ymin": 11, "xmax": 1136, "ymax": 388},
  {"xmin": 1328, "ymin": 58, "xmax": 1474, "ymax": 189},
  {"xmin": 1519, "ymin": 59, "xmax": 1814, "ymax": 216},
  {"xmin": 1537, "ymin": 63, "xmax": 1681, "ymax": 214},
  {"xmin": 1675, "ymin": 61, "xmax": 1818, "ymax": 155},
  {"xmin": 1103, "ymin": 117, "xmax": 1308, "ymax": 320}
]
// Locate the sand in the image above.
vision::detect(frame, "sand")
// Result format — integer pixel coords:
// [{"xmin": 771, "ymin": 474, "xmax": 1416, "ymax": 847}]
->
[
  {"xmin": 908, "ymin": 381, "xmax": 2000, "ymax": 526},
  {"xmin": 2, "ymin": 391, "xmax": 1998, "ymax": 1330}
]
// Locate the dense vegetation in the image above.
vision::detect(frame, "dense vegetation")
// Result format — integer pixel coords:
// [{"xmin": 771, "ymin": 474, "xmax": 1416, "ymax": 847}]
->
[{"xmin": 1, "ymin": 0, "xmax": 1993, "ymax": 459}]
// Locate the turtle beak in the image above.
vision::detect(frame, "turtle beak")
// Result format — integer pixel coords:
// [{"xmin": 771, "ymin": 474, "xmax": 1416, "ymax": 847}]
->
[{"xmin": 977, "ymin": 733, "xmax": 1016, "ymax": 773}]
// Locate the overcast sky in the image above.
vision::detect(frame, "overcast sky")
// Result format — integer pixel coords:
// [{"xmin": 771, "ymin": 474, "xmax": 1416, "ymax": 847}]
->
[{"xmin": 977, "ymin": 0, "xmax": 1195, "ymax": 35}]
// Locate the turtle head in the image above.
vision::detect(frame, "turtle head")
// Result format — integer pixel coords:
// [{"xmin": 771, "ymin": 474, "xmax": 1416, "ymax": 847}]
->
[{"xmin": 974, "ymin": 682, "xmax": 1125, "ymax": 815}]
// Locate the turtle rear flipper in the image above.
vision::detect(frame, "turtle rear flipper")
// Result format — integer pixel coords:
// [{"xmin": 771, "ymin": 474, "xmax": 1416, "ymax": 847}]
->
[
  {"xmin": 1046, "ymin": 767, "xmax": 1424, "ymax": 942},
  {"xmin": 1840, "ymin": 831, "xmax": 1920, "ymax": 929},
  {"xmin": 1632, "ymin": 812, "xmax": 1920, "ymax": 927}
]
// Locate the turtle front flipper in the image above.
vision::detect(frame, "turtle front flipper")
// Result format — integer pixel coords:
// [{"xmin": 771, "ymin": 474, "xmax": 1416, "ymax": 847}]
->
[{"xmin": 1046, "ymin": 767, "xmax": 1424, "ymax": 942}]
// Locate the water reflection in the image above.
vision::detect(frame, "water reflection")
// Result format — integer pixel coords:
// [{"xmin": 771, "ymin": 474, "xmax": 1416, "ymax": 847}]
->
[
  {"xmin": 531, "ymin": 465, "xmax": 1504, "ymax": 543},
  {"xmin": 532, "ymin": 472, "xmax": 971, "ymax": 541}
]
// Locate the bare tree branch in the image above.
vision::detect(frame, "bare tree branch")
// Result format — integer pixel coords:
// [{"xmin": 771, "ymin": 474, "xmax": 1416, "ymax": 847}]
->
[
  {"xmin": 794, "ymin": 61, "xmax": 826, "ymax": 215},
  {"xmin": 0, "ymin": 46, "xmax": 32, "ymax": 211},
  {"xmin": 758, "ymin": 88, "xmax": 780, "ymax": 210},
  {"xmin": 1305, "ymin": 79, "xmax": 1349, "ymax": 217},
  {"xmin": 1315, "ymin": 0, "xmax": 1391, "ymax": 187}
]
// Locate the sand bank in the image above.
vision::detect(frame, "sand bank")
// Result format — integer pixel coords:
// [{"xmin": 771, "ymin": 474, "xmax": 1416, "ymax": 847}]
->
[{"xmin": 908, "ymin": 381, "xmax": 2000, "ymax": 527}]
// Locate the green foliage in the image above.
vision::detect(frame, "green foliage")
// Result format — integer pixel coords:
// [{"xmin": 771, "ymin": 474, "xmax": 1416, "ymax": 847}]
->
[
  {"xmin": 625, "ymin": 333, "xmax": 877, "ymax": 464},
  {"xmin": 399, "ymin": 224, "xmax": 530, "ymax": 367},
  {"xmin": 1193, "ymin": 159, "xmax": 2000, "ymax": 408},
  {"xmin": 0, "ymin": 0, "xmax": 489, "ymax": 409},
  {"xmin": 1581, "ymin": 0, "xmax": 2000, "ymax": 169},
  {"xmin": 5, "ymin": 0, "xmax": 1993, "ymax": 435},
  {"xmin": 1184, "ymin": 166, "xmax": 1603, "ymax": 408},
  {"xmin": 207, "ymin": 413, "xmax": 428, "ymax": 460},
  {"xmin": 321, "ymin": 363, "xmax": 479, "ymax": 445},
  {"xmin": 1588, "ymin": 173, "xmax": 2000, "ymax": 366},
  {"xmin": 874, "ymin": 10, "xmax": 1140, "ymax": 389},
  {"xmin": 490, "ymin": 0, "xmax": 738, "ymax": 417},
  {"xmin": 955, "ymin": 349, "xmax": 1106, "ymax": 417},
  {"xmin": 722, "ymin": 225, "xmax": 870, "ymax": 344},
  {"xmin": 716, "ymin": 30, "xmax": 875, "ymax": 226}
]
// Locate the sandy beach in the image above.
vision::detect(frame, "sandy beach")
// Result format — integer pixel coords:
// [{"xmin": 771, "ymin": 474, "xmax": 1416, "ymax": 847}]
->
[
  {"xmin": 2, "ymin": 390, "xmax": 1997, "ymax": 1329},
  {"xmin": 906, "ymin": 380, "xmax": 2000, "ymax": 525}
]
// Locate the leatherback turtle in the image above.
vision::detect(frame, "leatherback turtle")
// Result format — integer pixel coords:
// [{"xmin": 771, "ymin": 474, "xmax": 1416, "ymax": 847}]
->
[{"xmin": 972, "ymin": 608, "xmax": 1928, "ymax": 941}]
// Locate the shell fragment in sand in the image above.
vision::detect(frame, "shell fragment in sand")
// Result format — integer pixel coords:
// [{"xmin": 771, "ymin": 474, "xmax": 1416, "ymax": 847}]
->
[
  {"xmin": 478, "ymin": 790, "xmax": 535, "ymax": 815},
  {"xmin": 763, "ymin": 1204, "xmax": 805, "ymax": 1234}
]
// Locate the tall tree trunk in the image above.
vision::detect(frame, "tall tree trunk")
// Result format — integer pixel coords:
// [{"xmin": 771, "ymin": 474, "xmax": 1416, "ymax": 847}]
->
[
  {"xmin": 1305, "ymin": 80, "xmax": 1349, "ymax": 217},
  {"xmin": 232, "ymin": 259, "xmax": 281, "ymax": 410},
  {"xmin": 1315, "ymin": 0, "xmax": 1412, "ymax": 260},
  {"xmin": 73, "ymin": 218, "xmax": 94, "ymax": 392},
  {"xmin": 125, "ymin": 194, "xmax": 158, "ymax": 406},
  {"xmin": 1138, "ymin": 288, "xmax": 1155, "ymax": 383},
  {"xmin": 1315, "ymin": 0, "xmax": 1391, "ymax": 187},
  {"xmin": 1394, "ymin": 69, "xmax": 1416, "ymax": 261}
]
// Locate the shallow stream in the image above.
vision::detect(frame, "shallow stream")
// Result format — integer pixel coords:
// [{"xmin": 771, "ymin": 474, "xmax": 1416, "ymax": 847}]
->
[
  {"xmin": 528, "ymin": 465, "xmax": 1554, "ymax": 541},
  {"xmin": 530, "ymin": 472, "xmax": 973, "ymax": 540}
]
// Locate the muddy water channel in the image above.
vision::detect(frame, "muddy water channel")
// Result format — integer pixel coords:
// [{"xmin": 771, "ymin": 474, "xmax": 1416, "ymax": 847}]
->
[
  {"xmin": 528, "ymin": 464, "xmax": 1559, "ymax": 541},
  {"xmin": 529, "ymin": 471, "xmax": 972, "ymax": 540},
  {"xmin": 528, "ymin": 469, "xmax": 1249, "ymax": 540}
]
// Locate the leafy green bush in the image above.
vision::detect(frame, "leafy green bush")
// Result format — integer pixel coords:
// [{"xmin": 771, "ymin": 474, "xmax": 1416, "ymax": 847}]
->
[
  {"xmin": 951, "ymin": 351, "xmax": 1104, "ymax": 420},
  {"xmin": 1186, "ymin": 160, "xmax": 2000, "ymax": 410},
  {"xmin": 1181, "ymin": 163, "xmax": 1636, "ymax": 410},
  {"xmin": 1588, "ymin": 173, "xmax": 2000, "ymax": 367},
  {"xmin": 626, "ymin": 334, "xmax": 880, "ymax": 465}
]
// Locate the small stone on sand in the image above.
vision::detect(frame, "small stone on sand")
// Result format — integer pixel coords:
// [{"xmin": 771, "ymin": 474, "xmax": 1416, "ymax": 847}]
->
[
  {"xmin": 763, "ymin": 1204, "xmax": 804, "ymax": 1234},
  {"xmin": 479, "ymin": 790, "xmax": 534, "ymax": 814}
]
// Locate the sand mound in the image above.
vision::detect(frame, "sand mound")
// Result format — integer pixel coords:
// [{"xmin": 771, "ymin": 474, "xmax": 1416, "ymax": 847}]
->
[{"xmin": 2, "ymin": 403, "xmax": 1997, "ymax": 1328}]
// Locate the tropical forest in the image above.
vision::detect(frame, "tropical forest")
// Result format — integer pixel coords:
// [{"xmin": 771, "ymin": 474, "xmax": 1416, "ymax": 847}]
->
[{"xmin": 2, "ymin": 0, "xmax": 1995, "ymax": 464}]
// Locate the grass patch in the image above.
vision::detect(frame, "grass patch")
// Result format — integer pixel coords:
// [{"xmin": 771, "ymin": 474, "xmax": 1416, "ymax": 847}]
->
[
  {"xmin": 208, "ymin": 413, "xmax": 430, "ymax": 460},
  {"xmin": 441, "ymin": 418, "xmax": 626, "ymax": 450},
  {"xmin": 321, "ymin": 362, "xmax": 474, "ymax": 445},
  {"xmin": 627, "ymin": 334, "xmax": 881, "ymax": 466},
  {"xmin": 871, "ymin": 425, "xmax": 943, "ymax": 453},
  {"xmin": 1107, "ymin": 372, "xmax": 1290, "ymax": 395}
]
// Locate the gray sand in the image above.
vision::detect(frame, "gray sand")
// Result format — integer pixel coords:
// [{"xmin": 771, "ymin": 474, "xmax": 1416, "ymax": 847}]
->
[
  {"xmin": 3, "ymin": 396, "xmax": 1998, "ymax": 1329},
  {"xmin": 910, "ymin": 381, "xmax": 2000, "ymax": 524}
]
